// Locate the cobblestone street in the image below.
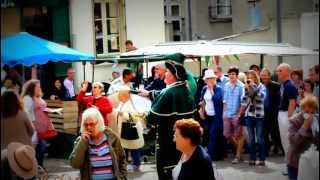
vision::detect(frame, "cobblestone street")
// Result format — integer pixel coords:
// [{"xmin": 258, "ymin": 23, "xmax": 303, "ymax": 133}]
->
[{"xmin": 44, "ymin": 154, "xmax": 289, "ymax": 180}]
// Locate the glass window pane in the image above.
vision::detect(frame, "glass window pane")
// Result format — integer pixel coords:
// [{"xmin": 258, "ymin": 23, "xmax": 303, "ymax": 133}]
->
[
  {"xmin": 94, "ymin": 3, "xmax": 101, "ymax": 20},
  {"xmin": 106, "ymin": 2, "xmax": 118, "ymax": 18},
  {"xmin": 172, "ymin": 20, "xmax": 180, "ymax": 31},
  {"xmin": 106, "ymin": 19, "xmax": 119, "ymax": 34},
  {"xmin": 107, "ymin": 35, "xmax": 120, "ymax": 52},
  {"xmin": 96, "ymin": 38, "xmax": 104, "ymax": 54},
  {"xmin": 164, "ymin": 6, "xmax": 167, "ymax": 16},
  {"xmin": 171, "ymin": 5, "xmax": 179, "ymax": 16},
  {"xmin": 173, "ymin": 35, "xmax": 181, "ymax": 41}
]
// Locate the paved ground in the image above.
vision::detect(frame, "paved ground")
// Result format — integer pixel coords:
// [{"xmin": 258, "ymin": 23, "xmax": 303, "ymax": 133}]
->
[{"xmin": 42, "ymin": 154, "xmax": 289, "ymax": 180}]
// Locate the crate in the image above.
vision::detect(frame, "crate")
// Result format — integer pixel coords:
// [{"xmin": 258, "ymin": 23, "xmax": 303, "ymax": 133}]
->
[{"xmin": 46, "ymin": 100, "xmax": 79, "ymax": 135}]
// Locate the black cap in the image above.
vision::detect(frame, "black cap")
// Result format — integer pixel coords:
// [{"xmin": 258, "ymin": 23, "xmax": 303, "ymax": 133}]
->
[{"xmin": 165, "ymin": 60, "xmax": 187, "ymax": 81}]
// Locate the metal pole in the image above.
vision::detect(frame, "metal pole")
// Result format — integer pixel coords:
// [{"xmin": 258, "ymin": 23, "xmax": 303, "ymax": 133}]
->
[
  {"xmin": 82, "ymin": 61, "xmax": 86, "ymax": 81},
  {"xmin": 260, "ymin": 54, "xmax": 264, "ymax": 69},
  {"xmin": 276, "ymin": 0, "xmax": 283, "ymax": 64},
  {"xmin": 187, "ymin": 0, "xmax": 192, "ymax": 40},
  {"xmin": 198, "ymin": 57, "xmax": 202, "ymax": 77},
  {"xmin": 91, "ymin": 61, "xmax": 95, "ymax": 82}
]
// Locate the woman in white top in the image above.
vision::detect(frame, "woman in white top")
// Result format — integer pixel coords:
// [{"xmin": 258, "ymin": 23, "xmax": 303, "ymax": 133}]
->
[
  {"xmin": 116, "ymin": 86, "xmax": 145, "ymax": 172},
  {"xmin": 199, "ymin": 69, "xmax": 224, "ymax": 161}
]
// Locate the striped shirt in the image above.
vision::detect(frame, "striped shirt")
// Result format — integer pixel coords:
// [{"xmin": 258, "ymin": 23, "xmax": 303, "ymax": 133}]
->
[
  {"xmin": 223, "ymin": 80, "xmax": 245, "ymax": 118},
  {"xmin": 88, "ymin": 134, "xmax": 115, "ymax": 180},
  {"xmin": 241, "ymin": 83, "xmax": 266, "ymax": 118}
]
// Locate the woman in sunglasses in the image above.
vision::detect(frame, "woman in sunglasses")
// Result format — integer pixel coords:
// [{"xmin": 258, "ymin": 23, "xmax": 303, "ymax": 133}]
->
[
  {"xmin": 69, "ymin": 107, "xmax": 127, "ymax": 180},
  {"xmin": 77, "ymin": 81, "xmax": 113, "ymax": 126}
]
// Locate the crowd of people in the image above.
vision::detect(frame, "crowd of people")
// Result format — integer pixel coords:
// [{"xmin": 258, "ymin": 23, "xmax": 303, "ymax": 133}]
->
[{"xmin": 1, "ymin": 58, "xmax": 319, "ymax": 180}]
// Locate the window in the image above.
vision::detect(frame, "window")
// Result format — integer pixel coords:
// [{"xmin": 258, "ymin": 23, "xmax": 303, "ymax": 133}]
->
[
  {"xmin": 164, "ymin": 6, "xmax": 167, "ymax": 16},
  {"xmin": 172, "ymin": 20, "xmax": 180, "ymax": 31},
  {"xmin": 216, "ymin": 0, "xmax": 231, "ymax": 17},
  {"xmin": 94, "ymin": 0, "xmax": 125, "ymax": 56},
  {"xmin": 171, "ymin": 5, "xmax": 179, "ymax": 16},
  {"xmin": 209, "ymin": 0, "xmax": 232, "ymax": 20},
  {"xmin": 173, "ymin": 35, "xmax": 181, "ymax": 41}
]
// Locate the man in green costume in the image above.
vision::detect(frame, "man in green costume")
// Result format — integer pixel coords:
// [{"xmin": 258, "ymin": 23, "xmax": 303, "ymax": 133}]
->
[{"xmin": 139, "ymin": 60, "xmax": 196, "ymax": 180}]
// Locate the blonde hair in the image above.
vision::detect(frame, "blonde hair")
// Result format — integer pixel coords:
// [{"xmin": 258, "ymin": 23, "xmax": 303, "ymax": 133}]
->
[
  {"xmin": 247, "ymin": 70, "xmax": 260, "ymax": 84},
  {"xmin": 238, "ymin": 72, "xmax": 247, "ymax": 84},
  {"xmin": 300, "ymin": 95, "xmax": 319, "ymax": 112},
  {"xmin": 80, "ymin": 107, "xmax": 105, "ymax": 133},
  {"xmin": 21, "ymin": 79, "xmax": 42, "ymax": 98}
]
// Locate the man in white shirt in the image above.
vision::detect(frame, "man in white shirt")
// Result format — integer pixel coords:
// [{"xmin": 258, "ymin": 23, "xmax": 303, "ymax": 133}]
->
[
  {"xmin": 63, "ymin": 68, "xmax": 76, "ymax": 99},
  {"xmin": 107, "ymin": 68, "xmax": 135, "ymax": 95}
]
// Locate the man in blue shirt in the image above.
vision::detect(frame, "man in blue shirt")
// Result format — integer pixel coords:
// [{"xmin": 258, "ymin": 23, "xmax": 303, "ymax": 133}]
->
[
  {"xmin": 214, "ymin": 66, "xmax": 229, "ymax": 90},
  {"xmin": 223, "ymin": 66, "xmax": 245, "ymax": 164},
  {"xmin": 276, "ymin": 63, "xmax": 298, "ymax": 177},
  {"xmin": 145, "ymin": 63, "xmax": 166, "ymax": 91}
]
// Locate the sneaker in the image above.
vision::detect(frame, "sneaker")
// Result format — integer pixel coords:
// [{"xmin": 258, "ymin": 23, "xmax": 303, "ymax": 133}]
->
[
  {"xmin": 282, "ymin": 171, "xmax": 288, "ymax": 176},
  {"xmin": 249, "ymin": 160, "xmax": 256, "ymax": 166},
  {"xmin": 257, "ymin": 161, "xmax": 265, "ymax": 166},
  {"xmin": 133, "ymin": 165, "xmax": 141, "ymax": 172},
  {"xmin": 232, "ymin": 157, "xmax": 241, "ymax": 164}
]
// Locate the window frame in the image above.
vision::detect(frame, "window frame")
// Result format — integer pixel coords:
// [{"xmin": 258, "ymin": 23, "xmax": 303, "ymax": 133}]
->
[{"xmin": 94, "ymin": 0, "xmax": 126, "ymax": 57}]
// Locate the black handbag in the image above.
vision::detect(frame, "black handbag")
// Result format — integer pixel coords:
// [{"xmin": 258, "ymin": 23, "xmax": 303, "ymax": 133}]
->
[{"xmin": 120, "ymin": 113, "xmax": 139, "ymax": 140}]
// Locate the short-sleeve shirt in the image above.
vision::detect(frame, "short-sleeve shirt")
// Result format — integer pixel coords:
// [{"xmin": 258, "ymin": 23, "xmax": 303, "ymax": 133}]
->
[
  {"xmin": 223, "ymin": 80, "xmax": 245, "ymax": 118},
  {"xmin": 63, "ymin": 78, "xmax": 75, "ymax": 97},
  {"xmin": 279, "ymin": 80, "xmax": 298, "ymax": 111}
]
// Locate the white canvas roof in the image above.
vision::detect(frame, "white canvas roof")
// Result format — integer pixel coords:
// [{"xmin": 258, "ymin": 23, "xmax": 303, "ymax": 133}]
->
[{"xmin": 121, "ymin": 40, "xmax": 318, "ymax": 57}]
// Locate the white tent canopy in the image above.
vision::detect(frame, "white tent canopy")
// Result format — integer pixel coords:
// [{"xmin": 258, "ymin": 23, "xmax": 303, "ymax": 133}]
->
[{"xmin": 121, "ymin": 40, "xmax": 318, "ymax": 57}]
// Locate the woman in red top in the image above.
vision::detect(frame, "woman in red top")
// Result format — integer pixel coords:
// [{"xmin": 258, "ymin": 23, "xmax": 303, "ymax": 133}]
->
[{"xmin": 77, "ymin": 81, "xmax": 113, "ymax": 126}]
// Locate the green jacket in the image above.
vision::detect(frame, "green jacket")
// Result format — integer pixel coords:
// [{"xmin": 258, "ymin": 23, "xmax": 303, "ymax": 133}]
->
[
  {"xmin": 69, "ymin": 128, "xmax": 127, "ymax": 180},
  {"xmin": 148, "ymin": 81, "xmax": 196, "ymax": 168}
]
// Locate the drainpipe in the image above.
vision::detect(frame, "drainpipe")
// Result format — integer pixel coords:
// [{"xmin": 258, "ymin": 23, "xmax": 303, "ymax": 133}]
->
[
  {"xmin": 276, "ymin": 0, "xmax": 283, "ymax": 63},
  {"xmin": 187, "ymin": 0, "xmax": 192, "ymax": 40}
]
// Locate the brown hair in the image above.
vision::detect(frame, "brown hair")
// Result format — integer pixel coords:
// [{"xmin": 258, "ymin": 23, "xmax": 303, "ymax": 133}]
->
[
  {"xmin": 125, "ymin": 40, "xmax": 133, "ymax": 46},
  {"xmin": 174, "ymin": 119, "xmax": 203, "ymax": 146},
  {"xmin": 290, "ymin": 69, "xmax": 303, "ymax": 81},
  {"xmin": 1, "ymin": 90, "xmax": 24, "ymax": 118},
  {"xmin": 21, "ymin": 79, "xmax": 41, "ymax": 98}
]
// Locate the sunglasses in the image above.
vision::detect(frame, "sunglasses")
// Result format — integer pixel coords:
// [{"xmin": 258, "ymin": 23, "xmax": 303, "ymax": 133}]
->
[{"xmin": 84, "ymin": 122, "xmax": 97, "ymax": 127}]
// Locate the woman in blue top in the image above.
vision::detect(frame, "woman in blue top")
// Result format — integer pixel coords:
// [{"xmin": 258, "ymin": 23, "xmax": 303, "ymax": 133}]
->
[
  {"xmin": 200, "ymin": 69, "xmax": 224, "ymax": 161},
  {"xmin": 172, "ymin": 119, "xmax": 215, "ymax": 180}
]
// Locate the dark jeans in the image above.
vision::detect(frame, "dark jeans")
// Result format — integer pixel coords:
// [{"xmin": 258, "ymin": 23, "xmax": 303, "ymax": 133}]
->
[
  {"xmin": 287, "ymin": 165, "xmax": 298, "ymax": 180},
  {"xmin": 264, "ymin": 110, "xmax": 283, "ymax": 155},
  {"xmin": 207, "ymin": 115, "xmax": 225, "ymax": 161},
  {"xmin": 36, "ymin": 139, "xmax": 47, "ymax": 167},
  {"xmin": 245, "ymin": 117, "xmax": 266, "ymax": 161},
  {"xmin": 125, "ymin": 149, "xmax": 141, "ymax": 167}
]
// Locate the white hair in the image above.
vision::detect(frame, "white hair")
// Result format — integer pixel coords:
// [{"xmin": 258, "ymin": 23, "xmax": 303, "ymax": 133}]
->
[
  {"xmin": 93, "ymin": 82, "xmax": 104, "ymax": 91},
  {"xmin": 279, "ymin": 63, "xmax": 291, "ymax": 72},
  {"xmin": 80, "ymin": 107, "xmax": 105, "ymax": 133}
]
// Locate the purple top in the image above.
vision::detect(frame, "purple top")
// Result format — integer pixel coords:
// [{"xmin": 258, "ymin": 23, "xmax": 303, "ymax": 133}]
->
[{"xmin": 287, "ymin": 112, "xmax": 319, "ymax": 168}]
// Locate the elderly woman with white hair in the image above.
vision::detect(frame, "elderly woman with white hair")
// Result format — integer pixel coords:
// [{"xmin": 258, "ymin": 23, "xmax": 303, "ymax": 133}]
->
[
  {"xmin": 69, "ymin": 107, "xmax": 127, "ymax": 180},
  {"xmin": 115, "ymin": 86, "xmax": 146, "ymax": 172},
  {"xmin": 77, "ymin": 81, "xmax": 113, "ymax": 126}
]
